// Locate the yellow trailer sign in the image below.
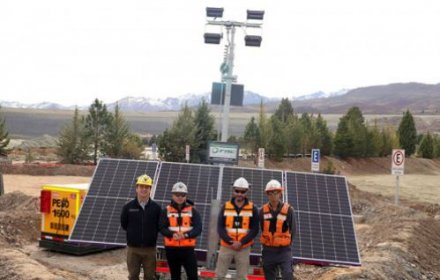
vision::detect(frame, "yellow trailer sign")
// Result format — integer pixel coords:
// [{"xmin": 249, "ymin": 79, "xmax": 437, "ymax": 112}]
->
[{"xmin": 40, "ymin": 184, "xmax": 88, "ymax": 238}]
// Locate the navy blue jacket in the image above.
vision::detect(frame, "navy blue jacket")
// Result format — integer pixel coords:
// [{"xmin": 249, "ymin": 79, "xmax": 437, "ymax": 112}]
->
[{"xmin": 120, "ymin": 198, "xmax": 162, "ymax": 247}]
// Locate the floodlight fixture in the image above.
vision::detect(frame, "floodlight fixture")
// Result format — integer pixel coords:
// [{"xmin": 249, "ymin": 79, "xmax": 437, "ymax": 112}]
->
[
  {"xmin": 206, "ymin": 7, "xmax": 224, "ymax": 18},
  {"xmin": 247, "ymin": 10, "xmax": 265, "ymax": 20},
  {"xmin": 244, "ymin": 35, "xmax": 262, "ymax": 47},
  {"xmin": 204, "ymin": 33, "xmax": 222, "ymax": 44}
]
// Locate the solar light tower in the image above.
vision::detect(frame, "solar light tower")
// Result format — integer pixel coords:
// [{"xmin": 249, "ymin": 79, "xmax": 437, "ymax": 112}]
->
[{"xmin": 204, "ymin": 8, "xmax": 264, "ymax": 142}]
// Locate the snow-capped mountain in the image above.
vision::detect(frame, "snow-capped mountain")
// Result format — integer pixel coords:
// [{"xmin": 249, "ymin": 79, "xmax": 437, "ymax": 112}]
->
[
  {"xmin": 293, "ymin": 89, "xmax": 349, "ymax": 101},
  {"xmin": 1, "ymin": 89, "xmax": 347, "ymax": 112}
]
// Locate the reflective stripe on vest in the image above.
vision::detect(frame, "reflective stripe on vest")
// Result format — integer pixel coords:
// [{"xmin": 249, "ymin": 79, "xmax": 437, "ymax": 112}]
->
[
  {"xmin": 220, "ymin": 201, "xmax": 254, "ymax": 248},
  {"xmin": 164, "ymin": 205, "xmax": 196, "ymax": 247},
  {"xmin": 260, "ymin": 203, "xmax": 292, "ymax": 247}
]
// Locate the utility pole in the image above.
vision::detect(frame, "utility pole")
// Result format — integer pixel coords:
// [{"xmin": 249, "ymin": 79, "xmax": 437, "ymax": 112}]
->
[{"xmin": 204, "ymin": 8, "xmax": 264, "ymax": 142}]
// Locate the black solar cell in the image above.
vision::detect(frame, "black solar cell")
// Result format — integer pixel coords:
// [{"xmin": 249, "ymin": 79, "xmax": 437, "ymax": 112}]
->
[
  {"xmin": 286, "ymin": 172, "xmax": 360, "ymax": 266},
  {"xmin": 70, "ymin": 159, "xmax": 159, "ymax": 244}
]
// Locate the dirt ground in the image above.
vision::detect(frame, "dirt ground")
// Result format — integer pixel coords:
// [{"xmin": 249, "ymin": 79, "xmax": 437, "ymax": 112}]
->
[{"xmin": 1, "ymin": 158, "xmax": 440, "ymax": 280}]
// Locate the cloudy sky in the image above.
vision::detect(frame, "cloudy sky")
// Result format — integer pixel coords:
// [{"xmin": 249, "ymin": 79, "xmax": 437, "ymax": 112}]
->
[{"xmin": 1, "ymin": 0, "xmax": 439, "ymax": 106}]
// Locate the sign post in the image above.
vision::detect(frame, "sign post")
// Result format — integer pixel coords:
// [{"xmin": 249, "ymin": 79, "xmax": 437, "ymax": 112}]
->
[
  {"xmin": 391, "ymin": 149, "xmax": 405, "ymax": 205},
  {"xmin": 258, "ymin": 148, "xmax": 265, "ymax": 168},
  {"xmin": 185, "ymin": 145, "xmax": 190, "ymax": 163},
  {"xmin": 311, "ymin": 149, "xmax": 320, "ymax": 172}
]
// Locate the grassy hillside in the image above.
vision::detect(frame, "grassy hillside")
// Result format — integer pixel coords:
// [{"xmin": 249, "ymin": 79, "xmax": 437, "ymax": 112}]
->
[{"xmin": 3, "ymin": 108, "xmax": 440, "ymax": 140}]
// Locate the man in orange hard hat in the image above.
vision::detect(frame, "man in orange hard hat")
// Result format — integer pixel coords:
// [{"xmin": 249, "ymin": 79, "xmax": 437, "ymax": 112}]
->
[{"xmin": 259, "ymin": 179, "xmax": 296, "ymax": 280}]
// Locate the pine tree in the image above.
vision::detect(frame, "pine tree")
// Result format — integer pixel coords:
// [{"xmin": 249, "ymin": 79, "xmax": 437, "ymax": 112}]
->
[
  {"xmin": 0, "ymin": 107, "xmax": 10, "ymax": 157},
  {"xmin": 193, "ymin": 99, "xmax": 217, "ymax": 163},
  {"xmin": 257, "ymin": 100, "xmax": 272, "ymax": 149},
  {"xmin": 103, "ymin": 103, "xmax": 130, "ymax": 158},
  {"xmin": 84, "ymin": 99, "xmax": 112, "ymax": 164},
  {"xmin": 273, "ymin": 98, "xmax": 294, "ymax": 123},
  {"xmin": 315, "ymin": 114, "xmax": 333, "ymax": 156},
  {"xmin": 56, "ymin": 107, "xmax": 90, "ymax": 163},
  {"xmin": 243, "ymin": 116, "xmax": 259, "ymax": 155},
  {"xmin": 418, "ymin": 132, "xmax": 434, "ymax": 159},
  {"xmin": 397, "ymin": 110, "xmax": 417, "ymax": 156},
  {"xmin": 158, "ymin": 104, "xmax": 197, "ymax": 162},
  {"xmin": 267, "ymin": 116, "xmax": 286, "ymax": 161}
]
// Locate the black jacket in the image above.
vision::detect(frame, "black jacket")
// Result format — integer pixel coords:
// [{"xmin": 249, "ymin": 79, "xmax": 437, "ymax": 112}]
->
[
  {"xmin": 159, "ymin": 199, "xmax": 202, "ymax": 243},
  {"xmin": 120, "ymin": 198, "xmax": 162, "ymax": 247}
]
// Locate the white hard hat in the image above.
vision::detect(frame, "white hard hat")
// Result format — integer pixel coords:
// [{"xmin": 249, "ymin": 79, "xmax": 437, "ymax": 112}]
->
[
  {"xmin": 232, "ymin": 177, "xmax": 250, "ymax": 190},
  {"xmin": 265, "ymin": 179, "xmax": 283, "ymax": 192},
  {"xmin": 172, "ymin": 182, "xmax": 188, "ymax": 194}
]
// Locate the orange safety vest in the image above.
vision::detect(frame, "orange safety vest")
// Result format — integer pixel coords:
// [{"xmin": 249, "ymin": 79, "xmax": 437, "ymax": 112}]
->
[
  {"xmin": 260, "ymin": 203, "xmax": 292, "ymax": 247},
  {"xmin": 220, "ymin": 200, "xmax": 254, "ymax": 248},
  {"xmin": 164, "ymin": 205, "xmax": 196, "ymax": 247}
]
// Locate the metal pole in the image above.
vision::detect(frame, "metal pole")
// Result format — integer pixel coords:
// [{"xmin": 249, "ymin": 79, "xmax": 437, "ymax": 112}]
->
[
  {"xmin": 220, "ymin": 25, "xmax": 235, "ymax": 142},
  {"xmin": 395, "ymin": 175, "xmax": 400, "ymax": 205}
]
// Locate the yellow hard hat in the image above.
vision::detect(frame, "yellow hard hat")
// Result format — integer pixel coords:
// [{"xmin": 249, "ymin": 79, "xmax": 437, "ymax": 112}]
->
[{"xmin": 136, "ymin": 174, "xmax": 153, "ymax": 186}]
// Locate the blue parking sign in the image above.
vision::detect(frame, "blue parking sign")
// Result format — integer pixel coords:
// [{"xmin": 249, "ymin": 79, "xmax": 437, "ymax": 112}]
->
[{"xmin": 312, "ymin": 149, "xmax": 320, "ymax": 163}]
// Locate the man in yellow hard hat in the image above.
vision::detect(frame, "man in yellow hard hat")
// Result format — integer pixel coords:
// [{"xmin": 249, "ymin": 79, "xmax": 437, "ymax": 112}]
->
[
  {"xmin": 121, "ymin": 174, "xmax": 162, "ymax": 280},
  {"xmin": 259, "ymin": 179, "xmax": 295, "ymax": 280}
]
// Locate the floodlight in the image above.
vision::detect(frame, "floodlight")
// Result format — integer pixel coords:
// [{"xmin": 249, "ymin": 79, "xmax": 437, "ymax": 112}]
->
[
  {"xmin": 244, "ymin": 35, "xmax": 262, "ymax": 47},
  {"xmin": 206, "ymin": 7, "xmax": 224, "ymax": 18},
  {"xmin": 204, "ymin": 33, "xmax": 222, "ymax": 44},
  {"xmin": 247, "ymin": 10, "xmax": 265, "ymax": 20}
]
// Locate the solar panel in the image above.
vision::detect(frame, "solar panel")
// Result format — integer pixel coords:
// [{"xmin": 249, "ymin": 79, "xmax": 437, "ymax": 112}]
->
[
  {"xmin": 152, "ymin": 162, "xmax": 220, "ymax": 254},
  {"xmin": 285, "ymin": 172, "xmax": 361, "ymax": 266},
  {"xmin": 220, "ymin": 166, "xmax": 284, "ymax": 255},
  {"xmin": 70, "ymin": 159, "xmax": 160, "ymax": 245}
]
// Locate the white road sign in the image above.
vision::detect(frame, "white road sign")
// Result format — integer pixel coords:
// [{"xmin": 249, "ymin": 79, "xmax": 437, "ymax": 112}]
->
[
  {"xmin": 311, "ymin": 149, "xmax": 320, "ymax": 172},
  {"xmin": 391, "ymin": 149, "xmax": 405, "ymax": 175}
]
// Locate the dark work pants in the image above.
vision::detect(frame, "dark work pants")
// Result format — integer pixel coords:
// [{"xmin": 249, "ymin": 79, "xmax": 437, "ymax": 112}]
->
[{"xmin": 165, "ymin": 247, "xmax": 198, "ymax": 280}]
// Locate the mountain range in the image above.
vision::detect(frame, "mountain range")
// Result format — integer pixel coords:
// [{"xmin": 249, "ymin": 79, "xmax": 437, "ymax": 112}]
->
[
  {"xmin": 0, "ymin": 90, "xmax": 343, "ymax": 112},
  {"xmin": 1, "ymin": 82, "xmax": 440, "ymax": 114}
]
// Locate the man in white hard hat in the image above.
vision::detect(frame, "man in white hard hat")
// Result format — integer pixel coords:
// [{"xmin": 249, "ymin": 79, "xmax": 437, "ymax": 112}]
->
[
  {"xmin": 121, "ymin": 174, "xmax": 162, "ymax": 280},
  {"xmin": 259, "ymin": 179, "xmax": 296, "ymax": 280},
  {"xmin": 215, "ymin": 177, "xmax": 259, "ymax": 280},
  {"xmin": 159, "ymin": 182, "xmax": 202, "ymax": 280}
]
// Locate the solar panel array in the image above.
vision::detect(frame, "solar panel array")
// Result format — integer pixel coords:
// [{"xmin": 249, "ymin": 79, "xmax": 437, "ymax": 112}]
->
[
  {"xmin": 220, "ymin": 166, "xmax": 283, "ymax": 255},
  {"xmin": 70, "ymin": 159, "xmax": 360, "ymax": 266},
  {"xmin": 285, "ymin": 172, "xmax": 360, "ymax": 266},
  {"xmin": 70, "ymin": 159, "xmax": 159, "ymax": 244},
  {"xmin": 152, "ymin": 162, "xmax": 220, "ymax": 252}
]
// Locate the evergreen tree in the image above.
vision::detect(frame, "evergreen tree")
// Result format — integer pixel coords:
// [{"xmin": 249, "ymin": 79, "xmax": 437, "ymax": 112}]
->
[
  {"xmin": 0, "ymin": 107, "xmax": 10, "ymax": 157},
  {"xmin": 158, "ymin": 104, "xmax": 197, "ymax": 162},
  {"xmin": 56, "ymin": 107, "xmax": 90, "ymax": 163},
  {"xmin": 379, "ymin": 127, "xmax": 395, "ymax": 157},
  {"xmin": 334, "ymin": 107, "xmax": 369, "ymax": 157},
  {"xmin": 397, "ymin": 110, "xmax": 417, "ymax": 156},
  {"xmin": 333, "ymin": 116, "xmax": 353, "ymax": 157},
  {"xmin": 84, "ymin": 99, "xmax": 112, "ymax": 164},
  {"xmin": 285, "ymin": 115, "xmax": 304, "ymax": 155},
  {"xmin": 273, "ymin": 98, "xmax": 294, "ymax": 123},
  {"xmin": 121, "ymin": 134, "xmax": 144, "ymax": 159},
  {"xmin": 103, "ymin": 104, "xmax": 131, "ymax": 158},
  {"xmin": 418, "ymin": 132, "xmax": 434, "ymax": 159},
  {"xmin": 193, "ymin": 99, "xmax": 217, "ymax": 163},
  {"xmin": 366, "ymin": 122, "xmax": 382, "ymax": 157},
  {"xmin": 433, "ymin": 135, "xmax": 440, "ymax": 158},
  {"xmin": 267, "ymin": 116, "xmax": 286, "ymax": 161},
  {"xmin": 243, "ymin": 116, "xmax": 259, "ymax": 155},
  {"xmin": 315, "ymin": 114, "xmax": 333, "ymax": 156},
  {"xmin": 257, "ymin": 100, "xmax": 272, "ymax": 149}
]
